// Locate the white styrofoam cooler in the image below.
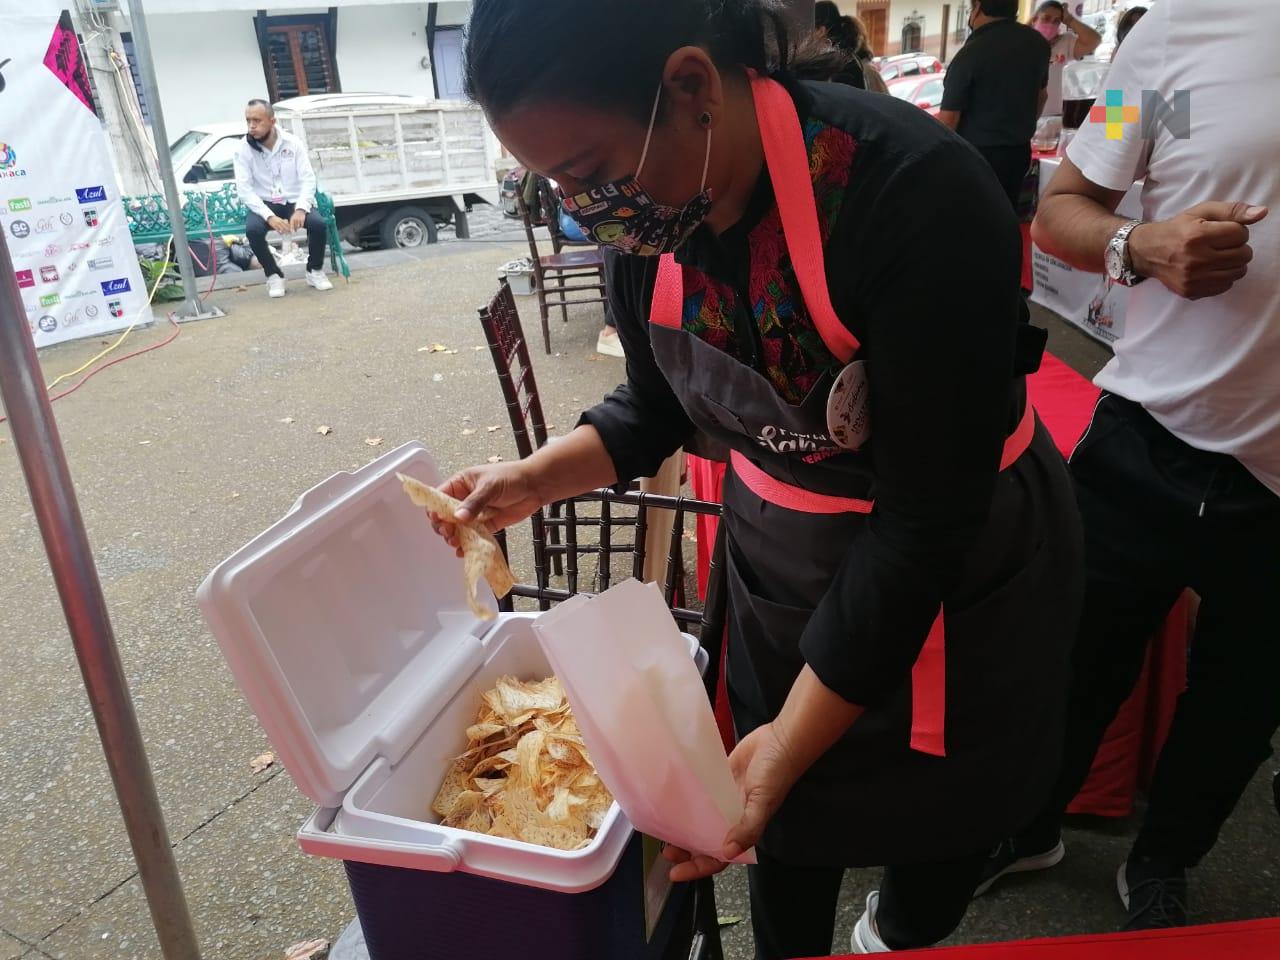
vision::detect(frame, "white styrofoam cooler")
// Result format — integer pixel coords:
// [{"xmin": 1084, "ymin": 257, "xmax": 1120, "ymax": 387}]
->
[{"xmin": 196, "ymin": 441, "xmax": 702, "ymax": 896}]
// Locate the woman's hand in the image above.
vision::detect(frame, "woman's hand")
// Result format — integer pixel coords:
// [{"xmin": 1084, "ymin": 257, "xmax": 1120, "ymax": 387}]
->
[
  {"xmin": 663, "ymin": 721, "xmax": 806, "ymax": 882},
  {"xmin": 429, "ymin": 460, "xmax": 544, "ymax": 555}
]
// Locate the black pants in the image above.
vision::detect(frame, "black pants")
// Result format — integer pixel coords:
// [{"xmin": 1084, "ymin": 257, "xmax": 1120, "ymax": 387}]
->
[
  {"xmin": 1026, "ymin": 394, "xmax": 1280, "ymax": 867},
  {"xmin": 245, "ymin": 200, "xmax": 327, "ymax": 276},
  {"xmin": 974, "ymin": 144, "xmax": 1032, "ymax": 211},
  {"xmin": 747, "ymin": 848, "xmax": 987, "ymax": 958}
]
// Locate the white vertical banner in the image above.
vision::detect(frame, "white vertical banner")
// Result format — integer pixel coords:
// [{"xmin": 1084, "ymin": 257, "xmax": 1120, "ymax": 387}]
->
[{"xmin": 0, "ymin": 5, "xmax": 152, "ymax": 348}]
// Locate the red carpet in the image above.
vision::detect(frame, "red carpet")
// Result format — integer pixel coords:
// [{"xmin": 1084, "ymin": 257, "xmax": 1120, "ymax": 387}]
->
[
  {"xmin": 818, "ymin": 919, "xmax": 1280, "ymax": 960},
  {"xmin": 691, "ymin": 353, "xmax": 1188, "ymax": 818}
]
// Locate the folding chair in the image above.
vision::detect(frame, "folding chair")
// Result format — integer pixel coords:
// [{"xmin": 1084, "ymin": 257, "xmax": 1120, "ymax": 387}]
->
[{"xmin": 497, "ymin": 487, "xmax": 729, "ymax": 960}]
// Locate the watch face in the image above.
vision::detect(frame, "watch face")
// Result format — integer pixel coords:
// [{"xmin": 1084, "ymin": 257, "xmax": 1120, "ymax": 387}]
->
[{"xmin": 1104, "ymin": 242, "xmax": 1124, "ymax": 281}]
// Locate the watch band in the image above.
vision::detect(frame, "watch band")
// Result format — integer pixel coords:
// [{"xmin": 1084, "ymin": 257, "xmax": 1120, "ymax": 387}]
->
[{"xmin": 1109, "ymin": 218, "xmax": 1145, "ymax": 286}]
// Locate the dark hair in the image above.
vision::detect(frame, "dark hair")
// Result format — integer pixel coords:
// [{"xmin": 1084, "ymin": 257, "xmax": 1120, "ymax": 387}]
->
[
  {"xmin": 825, "ymin": 14, "xmax": 874, "ymax": 62},
  {"xmin": 464, "ymin": 0, "xmax": 850, "ymax": 122},
  {"xmin": 1116, "ymin": 6, "xmax": 1146, "ymax": 48},
  {"xmin": 246, "ymin": 98, "xmax": 274, "ymax": 115},
  {"xmin": 1030, "ymin": 0, "xmax": 1065, "ymax": 20},
  {"xmin": 978, "ymin": 0, "xmax": 1020, "ymax": 19},
  {"xmin": 813, "ymin": 1, "xmax": 842, "ymax": 32}
]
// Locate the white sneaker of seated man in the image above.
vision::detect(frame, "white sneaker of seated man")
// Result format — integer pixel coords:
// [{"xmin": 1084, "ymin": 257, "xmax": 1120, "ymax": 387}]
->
[
  {"xmin": 266, "ymin": 271, "xmax": 333, "ymax": 297},
  {"xmin": 850, "ymin": 891, "xmax": 892, "ymax": 954}
]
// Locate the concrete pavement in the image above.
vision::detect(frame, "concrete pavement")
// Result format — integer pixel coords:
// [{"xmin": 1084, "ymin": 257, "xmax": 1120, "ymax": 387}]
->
[{"xmin": 0, "ymin": 242, "xmax": 1276, "ymax": 959}]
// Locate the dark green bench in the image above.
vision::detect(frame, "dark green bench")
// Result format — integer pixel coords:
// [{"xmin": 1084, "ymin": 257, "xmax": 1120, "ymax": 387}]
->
[{"xmin": 124, "ymin": 183, "xmax": 350, "ymax": 279}]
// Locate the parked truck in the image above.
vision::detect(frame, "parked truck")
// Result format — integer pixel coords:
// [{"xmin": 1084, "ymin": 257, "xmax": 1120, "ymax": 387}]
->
[{"xmin": 170, "ymin": 93, "xmax": 501, "ymax": 249}]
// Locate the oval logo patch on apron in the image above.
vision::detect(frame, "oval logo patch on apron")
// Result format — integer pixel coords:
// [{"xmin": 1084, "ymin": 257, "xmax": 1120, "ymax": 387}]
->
[{"xmin": 827, "ymin": 360, "xmax": 871, "ymax": 450}]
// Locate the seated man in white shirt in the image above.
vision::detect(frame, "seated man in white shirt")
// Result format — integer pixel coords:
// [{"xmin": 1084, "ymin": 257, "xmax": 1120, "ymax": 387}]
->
[
  {"xmin": 233, "ymin": 98, "xmax": 333, "ymax": 298},
  {"xmin": 976, "ymin": 0, "xmax": 1279, "ymax": 931}
]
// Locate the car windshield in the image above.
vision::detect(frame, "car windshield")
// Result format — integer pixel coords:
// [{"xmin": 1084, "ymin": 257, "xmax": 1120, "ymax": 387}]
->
[
  {"xmin": 169, "ymin": 130, "xmax": 208, "ymax": 170},
  {"xmin": 890, "ymin": 82, "xmax": 920, "ymax": 100}
]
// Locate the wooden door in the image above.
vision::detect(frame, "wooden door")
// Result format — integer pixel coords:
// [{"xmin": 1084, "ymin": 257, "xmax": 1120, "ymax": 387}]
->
[{"xmin": 859, "ymin": 6, "xmax": 888, "ymax": 57}]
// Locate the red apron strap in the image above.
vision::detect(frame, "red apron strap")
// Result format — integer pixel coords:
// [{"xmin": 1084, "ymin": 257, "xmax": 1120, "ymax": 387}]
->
[
  {"xmin": 910, "ymin": 609, "xmax": 948, "ymax": 757},
  {"xmin": 730, "ymin": 450, "xmax": 874, "ymax": 514},
  {"xmin": 652, "ymin": 254, "xmax": 684, "ymax": 329},
  {"xmin": 748, "ymin": 76, "xmax": 860, "ymax": 366}
]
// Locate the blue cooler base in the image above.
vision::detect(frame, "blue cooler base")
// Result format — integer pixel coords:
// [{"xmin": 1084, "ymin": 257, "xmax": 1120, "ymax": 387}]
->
[{"xmin": 344, "ymin": 834, "xmax": 695, "ymax": 960}]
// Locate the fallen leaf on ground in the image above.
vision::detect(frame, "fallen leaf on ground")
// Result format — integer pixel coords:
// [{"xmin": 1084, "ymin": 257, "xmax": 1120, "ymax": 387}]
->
[
  {"xmin": 278, "ymin": 416, "xmax": 295, "ymax": 424},
  {"xmin": 316, "ymin": 425, "xmax": 333, "ymax": 436},
  {"xmin": 250, "ymin": 752, "xmax": 275, "ymax": 774},
  {"xmin": 487, "ymin": 425, "xmax": 501, "ymax": 433},
  {"xmin": 231, "ymin": 492, "xmax": 241, "ymax": 500},
  {"xmin": 235, "ymin": 285, "xmax": 248, "ymax": 293},
  {"xmin": 139, "ymin": 440, "xmax": 151, "ymax": 445},
  {"xmin": 473, "ymin": 345, "xmax": 486, "ymax": 351},
  {"xmin": 364, "ymin": 437, "xmax": 383, "ymax": 447},
  {"xmin": 432, "ymin": 373, "xmax": 444, "ymax": 383},
  {"xmin": 446, "ymin": 349, "xmax": 459, "ymax": 355},
  {"xmin": 418, "ymin": 343, "xmax": 449, "ymax": 353},
  {"xmin": 461, "ymin": 428, "xmax": 476, "ymax": 436},
  {"xmin": 283, "ymin": 939, "xmax": 329, "ymax": 960},
  {"xmin": 487, "ymin": 456, "xmax": 504, "ymax": 464},
  {"xmin": 718, "ymin": 915, "xmax": 745, "ymax": 928}
]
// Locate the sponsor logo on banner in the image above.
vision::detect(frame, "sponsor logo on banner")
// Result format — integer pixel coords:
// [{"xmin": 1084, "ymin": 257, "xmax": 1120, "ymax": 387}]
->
[
  {"xmin": 44, "ymin": 242, "xmax": 61, "ymax": 257},
  {"xmin": 100, "ymin": 277, "xmax": 131, "ymax": 296},
  {"xmin": 65, "ymin": 289, "xmax": 96, "ymax": 299},
  {"xmin": 63, "ymin": 308, "xmax": 83, "ymax": 327},
  {"xmin": 0, "ymin": 142, "xmax": 27, "ymax": 178},
  {"xmin": 69, "ymin": 241, "xmax": 91, "ymax": 251},
  {"xmin": 37, "ymin": 194, "xmax": 72, "ymax": 206},
  {"xmin": 38, "ymin": 315, "xmax": 57, "ymax": 333},
  {"xmin": 88, "ymin": 256, "xmax": 113, "ymax": 270},
  {"xmin": 76, "ymin": 185, "xmax": 107, "ymax": 204},
  {"xmin": 59, "ymin": 212, "xmax": 74, "ymax": 226},
  {"xmin": 8, "ymin": 197, "xmax": 30, "ymax": 211},
  {"xmin": 108, "ymin": 299, "xmax": 124, "ymax": 318},
  {"xmin": 10, "ymin": 219, "xmax": 28, "ymax": 238},
  {"xmin": 96, "ymin": 237, "xmax": 113, "ymax": 247},
  {"xmin": 40, "ymin": 293, "xmax": 61, "ymax": 307},
  {"xmin": 85, "ymin": 303, "xmax": 99, "ymax": 318},
  {"xmin": 34, "ymin": 216, "xmax": 56, "ymax": 234},
  {"xmin": 40, "ymin": 265, "xmax": 59, "ymax": 283},
  {"xmin": 83, "ymin": 208, "xmax": 99, "ymax": 227},
  {"xmin": 15, "ymin": 269, "xmax": 33, "ymax": 288}
]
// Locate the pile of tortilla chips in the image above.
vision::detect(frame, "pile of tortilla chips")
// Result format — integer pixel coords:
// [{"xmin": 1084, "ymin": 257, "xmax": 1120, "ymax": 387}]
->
[
  {"xmin": 398, "ymin": 473, "xmax": 515, "ymax": 620},
  {"xmin": 432, "ymin": 676, "xmax": 613, "ymax": 851}
]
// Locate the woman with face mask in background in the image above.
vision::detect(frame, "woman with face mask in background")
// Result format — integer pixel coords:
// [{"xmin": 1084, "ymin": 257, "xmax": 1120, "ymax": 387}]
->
[
  {"xmin": 434, "ymin": 1, "xmax": 1083, "ymax": 955},
  {"xmin": 1031, "ymin": 1, "xmax": 1102, "ymax": 117}
]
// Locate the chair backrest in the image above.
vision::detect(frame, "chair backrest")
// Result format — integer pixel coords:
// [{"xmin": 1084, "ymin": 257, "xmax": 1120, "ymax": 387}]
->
[
  {"xmin": 478, "ymin": 280, "xmax": 547, "ymax": 459},
  {"xmin": 498, "ymin": 489, "xmax": 728, "ymax": 703}
]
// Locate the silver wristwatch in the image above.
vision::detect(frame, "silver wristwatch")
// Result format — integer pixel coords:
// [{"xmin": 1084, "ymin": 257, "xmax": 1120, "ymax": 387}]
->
[{"xmin": 1104, "ymin": 218, "xmax": 1146, "ymax": 287}]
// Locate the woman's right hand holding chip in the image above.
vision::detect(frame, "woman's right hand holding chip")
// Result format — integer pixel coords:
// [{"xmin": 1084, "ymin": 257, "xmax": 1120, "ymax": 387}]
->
[{"xmin": 430, "ymin": 461, "xmax": 543, "ymax": 556}]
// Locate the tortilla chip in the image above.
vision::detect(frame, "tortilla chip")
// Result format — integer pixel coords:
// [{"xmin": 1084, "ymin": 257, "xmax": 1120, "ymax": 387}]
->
[
  {"xmin": 429, "ymin": 674, "xmax": 613, "ymax": 851},
  {"xmin": 398, "ymin": 473, "xmax": 515, "ymax": 620}
]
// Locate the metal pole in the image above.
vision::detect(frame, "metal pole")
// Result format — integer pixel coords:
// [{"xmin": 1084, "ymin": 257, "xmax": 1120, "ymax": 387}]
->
[
  {"xmin": 0, "ymin": 239, "xmax": 202, "ymax": 959},
  {"xmin": 120, "ymin": 0, "xmax": 206, "ymax": 319}
]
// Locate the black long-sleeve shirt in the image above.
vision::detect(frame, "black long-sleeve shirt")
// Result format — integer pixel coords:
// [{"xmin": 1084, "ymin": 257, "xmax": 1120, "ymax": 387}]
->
[{"xmin": 581, "ymin": 79, "xmax": 1029, "ymax": 708}]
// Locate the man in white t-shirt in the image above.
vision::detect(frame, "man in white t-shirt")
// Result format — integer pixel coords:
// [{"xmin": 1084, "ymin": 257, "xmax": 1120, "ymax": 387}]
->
[
  {"xmin": 974, "ymin": 0, "xmax": 1280, "ymax": 931},
  {"xmin": 1030, "ymin": 0, "xmax": 1101, "ymax": 116}
]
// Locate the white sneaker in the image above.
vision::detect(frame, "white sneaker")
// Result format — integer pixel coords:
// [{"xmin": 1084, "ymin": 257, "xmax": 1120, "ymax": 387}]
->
[
  {"xmin": 306, "ymin": 269, "xmax": 334, "ymax": 291},
  {"xmin": 266, "ymin": 275, "xmax": 286, "ymax": 298},
  {"xmin": 851, "ymin": 891, "xmax": 892, "ymax": 954},
  {"xmin": 596, "ymin": 328, "xmax": 625, "ymax": 358}
]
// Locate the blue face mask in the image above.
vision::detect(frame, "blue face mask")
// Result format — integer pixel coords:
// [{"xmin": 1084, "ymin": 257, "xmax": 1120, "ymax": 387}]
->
[{"xmin": 560, "ymin": 85, "xmax": 713, "ymax": 257}]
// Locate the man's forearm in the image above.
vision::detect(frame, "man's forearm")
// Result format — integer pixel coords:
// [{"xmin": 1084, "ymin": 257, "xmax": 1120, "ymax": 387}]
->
[
  {"xmin": 1031, "ymin": 192, "xmax": 1128, "ymax": 272},
  {"xmin": 524, "ymin": 424, "xmax": 618, "ymax": 505}
]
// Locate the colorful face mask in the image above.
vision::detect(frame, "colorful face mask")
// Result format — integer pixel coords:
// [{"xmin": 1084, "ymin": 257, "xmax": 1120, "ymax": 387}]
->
[{"xmin": 560, "ymin": 86, "xmax": 713, "ymax": 257}]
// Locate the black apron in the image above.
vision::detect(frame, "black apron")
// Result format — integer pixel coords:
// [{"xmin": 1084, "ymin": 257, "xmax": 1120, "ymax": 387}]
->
[{"xmin": 647, "ymin": 76, "xmax": 1083, "ymax": 866}]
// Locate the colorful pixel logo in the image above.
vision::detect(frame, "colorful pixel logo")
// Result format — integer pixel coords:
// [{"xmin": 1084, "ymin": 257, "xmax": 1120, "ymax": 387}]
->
[
  {"xmin": 1090, "ymin": 91, "xmax": 1140, "ymax": 141},
  {"xmin": 0, "ymin": 143, "xmax": 16, "ymax": 169},
  {"xmin": 1090, "ymin": 89, "xmax": 1192, "ymax": 141}
]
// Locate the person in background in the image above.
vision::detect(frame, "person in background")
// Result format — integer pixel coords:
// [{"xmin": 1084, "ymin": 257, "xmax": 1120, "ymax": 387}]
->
[
  {"xmin": 1030, "ymin": 1, "xmax": 1101, "ymax": 117},
  {"xmin": 1114, "ymin": 6, "xmax": 1146, "ymax": 53},
  {"xmin": 938, "ymin": 0, "xmax": 1050, "ymax": 208},
  {"xmin": 977, "ymin": 0, "xmax": 1280, "ymax": 932},
  {"xmin": 827, "ymin": 11, "xmax": 889, "ymax": 93},
  {"xmin": 234, "ymin": 98, "xmax": 333, "ymax": 299}
]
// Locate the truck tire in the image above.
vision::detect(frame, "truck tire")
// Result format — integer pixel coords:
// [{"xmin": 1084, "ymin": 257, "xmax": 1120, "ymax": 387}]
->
[{"xmin": 379, "ymin": 205, "xmax": 438, "ymax": 249}]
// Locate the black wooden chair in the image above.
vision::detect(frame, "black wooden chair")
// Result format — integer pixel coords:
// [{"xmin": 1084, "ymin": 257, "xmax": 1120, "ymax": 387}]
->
[
  {"xmin": 518, "ymin": 176, "xmax": 609, "ymax": 354},
  {"xmin": 497, "ymin": 487, "xmax": 729, "ymax": 960}
]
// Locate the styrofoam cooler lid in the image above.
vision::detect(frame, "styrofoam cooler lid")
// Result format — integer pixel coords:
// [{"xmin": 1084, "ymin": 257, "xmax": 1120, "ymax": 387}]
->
[{"xmin": 197, "ymin": 442, "xmax": 493, "ymax": 808}]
